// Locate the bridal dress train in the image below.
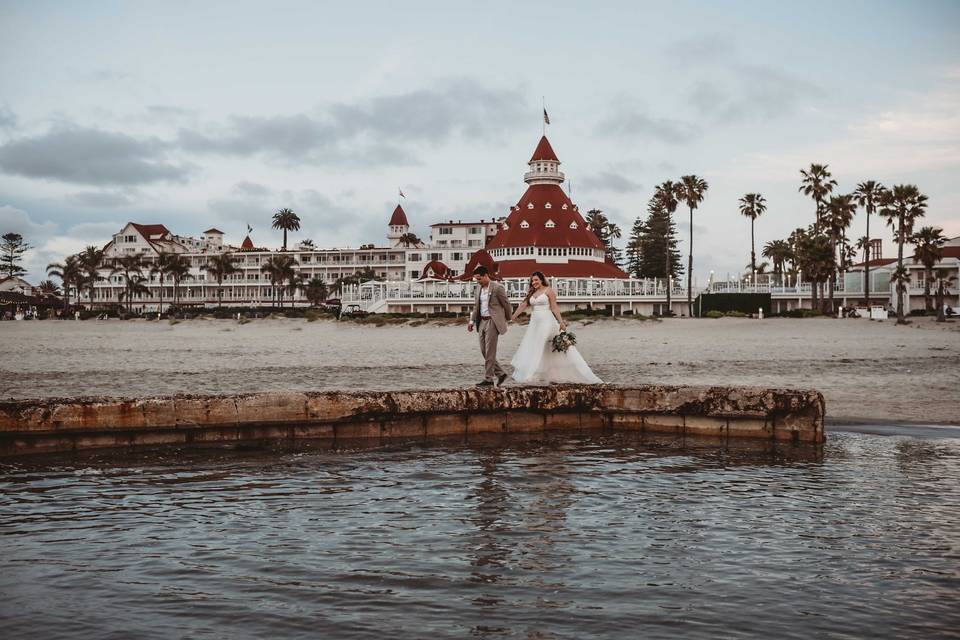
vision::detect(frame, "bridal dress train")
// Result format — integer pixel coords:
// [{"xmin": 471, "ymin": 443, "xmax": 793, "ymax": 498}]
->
[{"xmin": 510, "ymin": 293, "xmax": 603, "ymax": 384}]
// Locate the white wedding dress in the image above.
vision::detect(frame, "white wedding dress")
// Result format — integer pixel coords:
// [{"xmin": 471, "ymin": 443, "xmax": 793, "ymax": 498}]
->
[{"xmin": 510, "ymin": 293, "xmax": 603, "ymax": 384}]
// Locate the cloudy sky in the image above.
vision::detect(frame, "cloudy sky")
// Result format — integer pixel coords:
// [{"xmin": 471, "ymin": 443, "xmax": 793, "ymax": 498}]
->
[{"xmin": 1, "ymin": 0, "xmax": 958, "ymax": 283}]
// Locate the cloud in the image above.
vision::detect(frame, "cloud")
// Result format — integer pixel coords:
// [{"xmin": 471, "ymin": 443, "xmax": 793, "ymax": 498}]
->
[
  {"xmin": 595, "ymin": 106, "xmax": 701, "ymax": 144},
  {"xmin": 232, "ymin": 181, "xmax": 271, "ymax": 197},
  {"xmin": 0, "ymin": 105, "xmax": 16, "ymax": 130},
  {"xmin": 66, "ymin": 190, "xmax": 137, "ymax": 208},
  {"xmin": 179, "ymin": 78, "xmax": 526, "ymax": 165},
  {"xmin": 0, "ymin": 126, "xmax": 193, "ymax": 186},
  {"xmin": 0, "ymin": 204, "xmax": 57, "ymax": 237},
  {"xmin": 687, "ymin": 65, "xmax": 823, "ymax": 124},
  {"xmin": 579, "ymin": 171, "xmax": 643, "ymax": 193},
  {"xmin": 665, "ymin": 33, "xmax": 737, "ymax": 63}
]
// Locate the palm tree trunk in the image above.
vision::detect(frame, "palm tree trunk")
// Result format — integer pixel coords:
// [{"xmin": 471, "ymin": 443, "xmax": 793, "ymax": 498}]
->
[
  {"xmin": 687, "ymin": 205, "xmax": 693, "ymax": 317},
  {"xmin": 924, "ymin": 267, "xmax": 932, "ymax": 312},
  {"xmin": 283, "ymin": 229, "xmax": 288, "ymax": 252},
  {"xmin": 896, "ymin": 216, "xmax": 905, "ymax": 324},
  {"xmin": 750, "ymin": 218, "xmax": 756, "ymax": 276},
  {"xmin": 158, "ymin": 276, "xmax": 164, "ymax": 316},
  {"xmin": 936, "ymin": 280, "xmax": 946, "ymax": 322},
  {"xmin": 865, "ymin": 208, "xmax": 871, "ymax": 307}
]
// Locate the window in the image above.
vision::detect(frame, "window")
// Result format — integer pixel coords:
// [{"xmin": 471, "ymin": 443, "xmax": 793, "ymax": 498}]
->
[
  {"xmin": 570, "ymin": 221, "xmax": 578, "ymax": 229},
  {"xmin": 562, "ymin": 204, "xmax": 568, "ymax": 210},
  {"xmin": 545, "ymin": 203, "xmax": 552, "ymax": 209},
  {"xmin": 409, "ymin": 253, "xmax": 421, "ymax": 261},
  {"xmin": 439, "ymin": 227, "xmax": 453, "ymax": 235},
  {"xmin": 469, "ymin": 227, "xmax": 481, "ymax": 234},
  {"xmin": 430, "ymin": 253, "xmax": 442, "ymax": 261},
  {"xmin": 527, "ymin": 203, "xmax": 534, "ymax": 209},
  {"xmin": 520, "ymin": 220, "xmax": 529, "ymax": 229},
  {"xmin": 545, "ymin": 219, "xmax": 556, "ymax": 228},
  {"xmin": 468, "ymin": 239, "xmax": 482, "ymax": 247},
  {"xmin": 502, "ymin": 222, "xmax": 509, "ymax": 230},
  {"xmin": 411, "ymin": 270, "xmax": 420, "ymax": 279},
  {"xmin": 452, "ymin": 252, "xmax": 463, "ymax": 261}
]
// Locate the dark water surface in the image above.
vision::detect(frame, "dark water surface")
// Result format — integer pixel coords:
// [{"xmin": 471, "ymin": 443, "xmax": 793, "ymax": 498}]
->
[{"xmin": 1, "ymin": 432, "xmax": 958, "ymax": 639}]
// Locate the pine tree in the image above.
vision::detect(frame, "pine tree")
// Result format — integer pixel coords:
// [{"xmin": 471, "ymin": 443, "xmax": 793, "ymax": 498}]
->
[
  {"xmin": 638, "ymin": 199, "xmax": 683, "ymax": 279},
  {"xmin": 625, "ymin": 217, "xmax": 646, "ymax": 278},
  {"xmin": 1, "ymin": 233, "xmax": 31, "ymax": 278}
]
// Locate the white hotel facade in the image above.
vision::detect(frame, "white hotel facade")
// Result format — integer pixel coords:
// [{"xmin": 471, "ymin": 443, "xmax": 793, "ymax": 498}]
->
[{"xmin": 82, "ymin": 135, "xmax": 958, "ymax": 316}]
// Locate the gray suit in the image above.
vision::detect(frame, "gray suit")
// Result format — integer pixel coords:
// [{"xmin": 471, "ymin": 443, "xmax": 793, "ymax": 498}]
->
[{"xmin": 471, "ymin": 281, "xmax": 512, "ymax": 382}]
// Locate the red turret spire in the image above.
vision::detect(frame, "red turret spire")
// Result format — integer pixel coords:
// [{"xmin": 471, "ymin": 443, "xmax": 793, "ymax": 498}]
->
[
  {"xmin": 389, "ymin": 204, "xmax": 409, "ymax": 227},
  {"xmin": 529, "ymin": 136, "xmax": 559, "ymax": 162}
]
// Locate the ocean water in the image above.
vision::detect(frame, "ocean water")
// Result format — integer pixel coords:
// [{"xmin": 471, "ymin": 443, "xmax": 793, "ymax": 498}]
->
[{"xmin": 1, "ymin": 431, "xmax": 958, "ymax": 639}]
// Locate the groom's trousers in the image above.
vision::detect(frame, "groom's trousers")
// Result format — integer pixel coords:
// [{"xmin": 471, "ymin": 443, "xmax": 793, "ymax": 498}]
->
[{"xmin": 478, "ymin": 318, "xmax": 506, "ymax": 382}]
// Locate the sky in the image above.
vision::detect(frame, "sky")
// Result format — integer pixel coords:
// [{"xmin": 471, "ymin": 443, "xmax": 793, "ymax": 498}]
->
[{"xmin": 1, "ymin": 0, "xmax": 958, "ymax": 284}]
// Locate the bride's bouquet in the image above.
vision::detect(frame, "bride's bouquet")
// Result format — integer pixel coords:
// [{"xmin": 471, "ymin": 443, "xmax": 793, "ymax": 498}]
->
[{"xmin": 551, "ymin": 330, "xmax": 577, "ymax": 353}]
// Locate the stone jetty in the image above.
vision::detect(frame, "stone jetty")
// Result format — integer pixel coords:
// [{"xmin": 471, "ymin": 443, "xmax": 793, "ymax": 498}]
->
[{"xmin": 0, "ymin": 385, "xmax": 825, "ymax": 456}]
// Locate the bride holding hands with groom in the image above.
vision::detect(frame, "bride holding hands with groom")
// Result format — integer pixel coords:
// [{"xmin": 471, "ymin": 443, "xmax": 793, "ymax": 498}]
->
[{"xmin": 467, "ymin": 266, "xmax": 602, "ymax": 387}]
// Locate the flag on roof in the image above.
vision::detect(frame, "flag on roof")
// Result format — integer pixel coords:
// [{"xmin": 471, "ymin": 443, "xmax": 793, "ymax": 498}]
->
[
  {"xmin": 543, "ymin": 108, "xmax": 550, "ymax": 125},
  {"xmin": 399, "ymin": 188, "xmax": 406, "ymax": 199},
  {"xmin": 247, "ymin": 223, "xmax": 253, "ymax": 233}
]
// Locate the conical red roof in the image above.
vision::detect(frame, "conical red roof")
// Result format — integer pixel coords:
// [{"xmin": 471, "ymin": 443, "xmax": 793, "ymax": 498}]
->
[
  {"xmin": 458, "ymin": 250, "xmax": 499, "ymax": 280},
  {"xmin": 240, "ymin": 235, "xmax": 254, "ymax": 250},
  {"xmin": 529, "ymin": 136, "xmax": 559, "ymax": 162},
  {"xmin": 486, "ymin": 184, "xmax": 605, "ymax": 250},
  {"xmin": 389, "ymin": 204, "xmax": 409, "ymax": 226}
]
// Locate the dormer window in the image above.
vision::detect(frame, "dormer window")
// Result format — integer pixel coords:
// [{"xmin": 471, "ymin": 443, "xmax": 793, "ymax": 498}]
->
[
  {"xmin": 527, "ymin": 203, "xmax": 534, "ymax": 209},
  {"xmin": 502, "ymin": 222, "xmax": 509, "ymax": 230},
  {"xmin": 570, "ymin": 222, "xmax": 578, "ymax": 229},
  {"xmin": 545, "ymin": 219, "xmax": 556, "ymax": 228},
  {"xmin": 545, "ymin": 203, "xmax": 552, "ymax": 209},
  {"xmin": 520, "ymin": 220, "xmax": 530, "ymax": 229},
  {"xmin": 562, "ymin": 204, "xmax": 568, "ymax": 210}
]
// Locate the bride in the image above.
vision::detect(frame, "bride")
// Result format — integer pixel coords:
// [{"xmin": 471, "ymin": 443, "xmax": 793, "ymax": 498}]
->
[{"xmin": 509, "ymin": 271, "xmax": 602, "ymax": 384}]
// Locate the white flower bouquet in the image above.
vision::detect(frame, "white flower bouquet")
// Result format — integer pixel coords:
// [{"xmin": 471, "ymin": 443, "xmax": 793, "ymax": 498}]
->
[{"xmin": 551, "ymin": 330, "xmax": 577, "ymax": 353}]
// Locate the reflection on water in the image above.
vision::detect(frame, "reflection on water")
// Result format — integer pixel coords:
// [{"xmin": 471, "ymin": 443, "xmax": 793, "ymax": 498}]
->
[{"xmin": 1, "ymin": 432, "xmax": 958, "ymax": 640}]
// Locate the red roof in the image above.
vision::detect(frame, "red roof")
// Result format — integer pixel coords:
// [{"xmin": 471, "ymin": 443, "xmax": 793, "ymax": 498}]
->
[
  {"xmin": 458, "ymin": 250, "xmax": 499, "ymax": 280},
  {"xmin": 203, "ymin": 228, "xmax": 224, "ymax": 234},
  {"xmin": 389, "ymin": 205, "xmax": 409, "ymax": 226},
  {"xmin": 486, "ymin": 183, "xmax": 605, "ymax": 250},
  {"xmin": 131, "ymin": 223, "xmax": 171, "ymax": 240},
  {"xmin": 529, "ymin": 136, "xmax": 559, "ymax": 162},
  {"xmin": 849, "ymin": 258, "xmax": 898, "ymax": 269},
  {"xmin": 496, "ymin": 259, "xmax": 629, "ymax": 279},
  {"xmin": 418, "ymin": 260, "xmax": 454, "ymax": 281},
  {"xmin": 240, "ymin": 235, "xmax": 255, "ymax": 250}
]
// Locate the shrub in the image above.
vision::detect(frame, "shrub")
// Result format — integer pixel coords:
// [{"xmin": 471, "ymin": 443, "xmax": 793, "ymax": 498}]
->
[
  {"xmin": 724, "ymin": 310, "xmax": 748, "ymax": 318},
  {"xmin": 705, "ymin": 310, "xmax": 724, "ymax": 318}
]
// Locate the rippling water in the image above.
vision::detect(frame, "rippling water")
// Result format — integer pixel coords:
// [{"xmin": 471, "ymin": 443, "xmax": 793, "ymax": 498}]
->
[{"xmin": 2, "ymin": 432, "xmax": 959, "ymax": 639}]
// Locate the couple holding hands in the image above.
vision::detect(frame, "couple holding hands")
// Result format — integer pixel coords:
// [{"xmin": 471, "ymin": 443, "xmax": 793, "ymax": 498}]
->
[{"xmin": 467, "ymin": 266, "xmax": 602, "ymax": 387}]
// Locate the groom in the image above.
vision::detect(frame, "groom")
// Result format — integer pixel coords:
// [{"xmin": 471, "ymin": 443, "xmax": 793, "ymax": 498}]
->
[{"xmin": 467, "ymin": 266, "xmax": 512, "ymax": 387}]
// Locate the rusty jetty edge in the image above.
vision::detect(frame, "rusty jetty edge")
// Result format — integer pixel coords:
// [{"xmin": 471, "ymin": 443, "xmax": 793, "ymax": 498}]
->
[{"xmin": 0, "ymin": 384, "xmax": 825, "ymax": 457}]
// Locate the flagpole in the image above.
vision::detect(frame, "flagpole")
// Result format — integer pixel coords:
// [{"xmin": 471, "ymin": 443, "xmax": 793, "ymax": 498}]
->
[{"xmin": 542, "ymin": 96, "xmax": 545, "ymax": 136}]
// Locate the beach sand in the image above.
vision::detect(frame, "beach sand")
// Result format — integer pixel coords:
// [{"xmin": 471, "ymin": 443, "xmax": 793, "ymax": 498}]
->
[{"xmin": 2, "ymin": 316, "xmax": 958, "ymax": 425}]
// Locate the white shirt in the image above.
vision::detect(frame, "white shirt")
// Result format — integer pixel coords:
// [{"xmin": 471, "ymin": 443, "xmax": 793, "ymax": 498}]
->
[{"xmin": 479, "ymin": 285, "xmax": 490, "ymax": 317}]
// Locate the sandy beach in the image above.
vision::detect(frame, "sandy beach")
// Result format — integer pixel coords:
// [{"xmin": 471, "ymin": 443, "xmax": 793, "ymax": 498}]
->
[{"xmin": 2, "ymin": 316, "xmax": 958, "ymax": 425}]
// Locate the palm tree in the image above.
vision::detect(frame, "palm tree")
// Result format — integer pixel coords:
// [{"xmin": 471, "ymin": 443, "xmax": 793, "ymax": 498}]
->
[
  {"xmin": 38, "ymin": 279, "xmax": 61, "ymax": 297},
  {"xmin": 678, "ymin": 174, "xmax": 708, "ymax": 317},
  {"xmin": 762, "ymin": 240, "xmax": 793, "ymax": 283},
  {"xmin": 149, "ymin": 252, "xmax": 179, "ymax": 316},
  {"xmin": 46, "ymin": 255, "xmax": 83, "ymax": 313},
  {"xmin": 853, "ymin": 180, "xmax": 884, "ymax": 307},
  {"xmin": 398, "ymin": 232, "xmax": 422, "ymax": 248},
  {"xmin": 118, "ymin": 275, "xmax": 152, "ymax": 313},
  {"xmin": 272, "ymin": 208, "xmax": 301, "ymax": 251},
  {"xmin": 165, "ymin": 254, "xmax": 191, "ymax": 309},
  {"xmin": 738, "ymin": 193, "xmax": 767, "ymax": 277},
  {"xmin": 205, "ymin": 253, "xmax": 240, "ymax": 308},
  {"xmin": 879, "ymin": 185, "xmax": 927, "ymax": 323},
  {"xmin": 653, "ymin": 181, "xmax": 683, "ymax": 313},
  {"xmin": 303, "ymin": 276, "xmax": 329, "ymax": 306},
  {"xmin": 77, "ymin": 246, "xmax": 104, "ymax": 310},
  {"xmin": 794, "ymin": 230, "xmax": 835, "ymax": 313},
  {"xmin": 799, "ymin": 163, "xmax": 837, "ymax": 229},
  {"xmin": 823, "ymin": 194, "xmax": 856, "ymax": 313},
  {"xmin": 262, "ymin": 254, "xmax": 298, "ymax": 307},
  {"xmin": 911, "ymin": 226, "xmax": 946, "ymax": 313},
  {"xmin": 933, "ymin": 269, "xmax": 956, "ymax": 322},
  {"xmin": 109, "ymin": 254, "xmax": 146, "ymax": 313}
]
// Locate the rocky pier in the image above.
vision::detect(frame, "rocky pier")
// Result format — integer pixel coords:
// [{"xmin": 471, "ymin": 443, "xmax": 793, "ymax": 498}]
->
[{"xmin": 0, "ymin": 384, "xmax": 825, "ymax": 456}]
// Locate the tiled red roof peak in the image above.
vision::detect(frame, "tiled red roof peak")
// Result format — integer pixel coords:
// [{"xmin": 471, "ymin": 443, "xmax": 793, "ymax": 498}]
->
[
  {"xmin": 131, "ymin": 223, "xmax": 171, "ymax": 240},
  {"xmin": 389, "ymin": 205, "xmax": 409, "ymax": 227},
  {"xmin": 529, "ymin": 136, "xmax": 559, "ymax": 163},
  {"xmin": 486, "ymin": 183, "xmax": 605, "ymax": 250},
  {"xmin": 240, "ymin": 235, "xmax": 255, "ymax": 250},
  {"xmin": 458, "ymin": 250, "xmax": 499, "ymax": 280}
]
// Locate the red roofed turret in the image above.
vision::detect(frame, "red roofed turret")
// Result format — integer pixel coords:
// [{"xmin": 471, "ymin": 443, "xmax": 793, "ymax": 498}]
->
[
  {"xmin": 389, "ymin": 204, "xmax": 409, "ymax": 227},
  {"xmin": 240, "ymin": 235, "xmax": 255, "ymax": 251},
  {"xmin": 529, "ymin": 135, "xmax": 559, "ymax": 162}
]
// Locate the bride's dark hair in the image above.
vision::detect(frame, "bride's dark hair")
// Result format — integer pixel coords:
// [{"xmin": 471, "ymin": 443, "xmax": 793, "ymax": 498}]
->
[{"xmin": 525, "ymin": 271, "xmax": 548, "ymax": 304}]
